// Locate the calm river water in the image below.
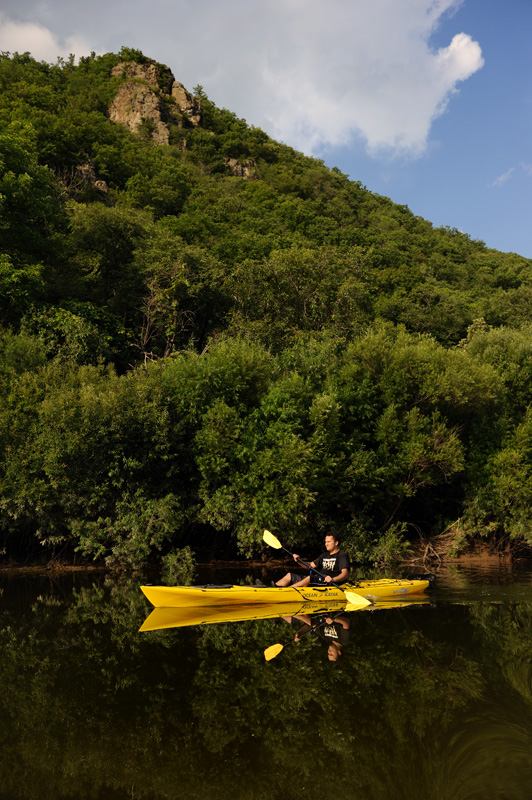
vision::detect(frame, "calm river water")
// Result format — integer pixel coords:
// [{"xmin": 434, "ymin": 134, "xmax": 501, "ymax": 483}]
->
[{"xmin": 1, "ymin": 561, "xmax": 532, "ymax": 800}]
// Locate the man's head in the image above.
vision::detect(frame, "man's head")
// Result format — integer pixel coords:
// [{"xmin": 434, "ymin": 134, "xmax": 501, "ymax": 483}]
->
[
  {"xmin": 324, "ymin": 533, "xmax": 340, "ymax": 553},
  {"xmin": 328, "ymin": 643, "xmax": 342, "ymax": 662}
]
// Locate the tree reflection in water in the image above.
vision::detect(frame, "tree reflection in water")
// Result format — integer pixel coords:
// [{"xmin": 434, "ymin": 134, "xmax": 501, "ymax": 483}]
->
[{"xmin": 1, "ymin": 571, "xmax": 532, "ymax": 799}]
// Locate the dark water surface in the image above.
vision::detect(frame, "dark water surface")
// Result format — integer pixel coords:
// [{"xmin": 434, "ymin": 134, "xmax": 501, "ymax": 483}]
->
[{"xmin": 2, "ymin": 562, "xmax": 532, "ymax": 800}]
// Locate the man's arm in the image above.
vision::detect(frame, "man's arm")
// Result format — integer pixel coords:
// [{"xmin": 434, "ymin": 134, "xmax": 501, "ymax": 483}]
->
[
  {"xmin": 293, "ymin": 553, "xmax": 317, "ymax": 569},
  {"xmin": 325, "ymin": 615, "xmax": 350, "ymax": 629},
  {"xmin": 324, "ymin": 567, "xmax": 348, "ymax": 584},
  {"xmin": 295, "ymin": 623, "xmax": 312, "ymax": 641}
]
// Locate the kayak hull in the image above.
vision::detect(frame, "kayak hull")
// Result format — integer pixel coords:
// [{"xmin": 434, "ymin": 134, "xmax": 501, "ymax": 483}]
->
[{"xmin": 140, "ymin": 578, "xmax": 430, "ymax": 608}]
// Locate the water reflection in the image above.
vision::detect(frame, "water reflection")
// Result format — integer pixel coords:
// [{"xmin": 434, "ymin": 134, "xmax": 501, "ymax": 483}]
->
[
  {"xmin": 139, "ymin": 598, "xmax": 348, "ymax": 631},
  {"xmin": 1, "ymin": 565, "xmax": 532, "ymax": 799},
  {"xmin": 140, "ymin": 596, "xmax": 431, "ymax": 666},
  {"xmin": 285, "ymin": 608, "xmax": 352, "ymax": 661}
]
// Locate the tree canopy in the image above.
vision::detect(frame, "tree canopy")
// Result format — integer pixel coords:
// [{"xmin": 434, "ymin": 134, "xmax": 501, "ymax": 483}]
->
[{"xmin": 1, "ymin": 49, "xmax": 531, "ymax": 565}]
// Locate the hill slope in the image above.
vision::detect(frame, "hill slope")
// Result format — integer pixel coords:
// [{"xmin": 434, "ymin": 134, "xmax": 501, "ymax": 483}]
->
[{"xmin": 1, "ymin": 49, "xmax": 531, "ymax": 566}]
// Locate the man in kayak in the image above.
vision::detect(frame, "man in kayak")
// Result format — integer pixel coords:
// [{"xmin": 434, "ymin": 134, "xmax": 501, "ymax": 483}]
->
[{"xmin": 273, "ymin": 533, "xmax": 350, "ymax": 588}]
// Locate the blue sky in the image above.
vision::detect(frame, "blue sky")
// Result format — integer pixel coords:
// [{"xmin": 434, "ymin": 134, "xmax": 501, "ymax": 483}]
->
[
  {"xmin": 320, "ymin": 0, "xmax": 531, "ymax": 257},
  {"xmin": 1, "ymin": 0, "xmax": 530, "ymax": 257}
]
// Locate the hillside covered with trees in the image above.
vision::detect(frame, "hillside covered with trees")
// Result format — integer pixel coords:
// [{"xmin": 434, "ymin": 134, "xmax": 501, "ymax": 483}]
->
[{"xmin": 1, "ymin": 48, "xmax": 532, "ymax": 568}]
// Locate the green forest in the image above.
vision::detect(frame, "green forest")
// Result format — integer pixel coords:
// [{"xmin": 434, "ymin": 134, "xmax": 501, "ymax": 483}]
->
[{"xmin": 1, "ymin": 47, "xmax": 532, "ymax": 568}]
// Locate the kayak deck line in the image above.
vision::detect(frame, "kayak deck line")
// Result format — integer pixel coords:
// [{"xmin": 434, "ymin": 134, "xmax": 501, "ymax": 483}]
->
[{"xmin": 140, "ymin": 577, "xmax": 431, "ymax": 609}]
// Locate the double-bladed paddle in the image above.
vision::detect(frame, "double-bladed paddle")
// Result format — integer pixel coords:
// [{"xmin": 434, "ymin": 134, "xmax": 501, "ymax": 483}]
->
[{"xmin": 262, "ymin": 529, "xmax": 371, "ymax": 609}]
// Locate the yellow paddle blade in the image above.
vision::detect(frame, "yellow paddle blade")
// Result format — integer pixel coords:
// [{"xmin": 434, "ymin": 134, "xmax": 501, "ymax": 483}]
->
[
  {"xmin": 344, "ymin": 600, "xmax": 369, "ymax": 613},
  {"xmin": 263, "ymin": 529, "xmax": 282, "ymax": 549},
  {"xmin": 264, "ymin": 643, "xmax": 284, "ymax": 661},
  {"xmin": 343, "ymin": 590, "xmax": 372, "ymax": 608}
]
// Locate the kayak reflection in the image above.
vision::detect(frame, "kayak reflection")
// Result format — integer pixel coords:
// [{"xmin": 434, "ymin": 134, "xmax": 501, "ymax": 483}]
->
[
  {"xmin": 139, "ymin": 595, "xmax": 430, "ymax": 634},
  {"xmin": 139, "ymin": 599, "xmax": 347, "ymax": 631}
]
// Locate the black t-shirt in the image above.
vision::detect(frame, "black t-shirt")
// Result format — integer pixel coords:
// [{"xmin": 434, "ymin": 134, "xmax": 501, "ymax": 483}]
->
[
  {"xmin": 313, "ymin": 549, "xmax": 350, "ymax": 581},
  {"xmin": 315, "ymin": 617, "xmax": 351, "ymax": 647},
  {"xmin": 290, "ymin": 615, "xmax": 351, "ymax": 647}
]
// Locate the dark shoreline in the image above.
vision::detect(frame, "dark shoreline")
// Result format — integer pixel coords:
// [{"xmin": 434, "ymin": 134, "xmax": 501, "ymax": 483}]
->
[{"xmin": 1, "ymin": 544, "xmax": 531, "ymax": 576}]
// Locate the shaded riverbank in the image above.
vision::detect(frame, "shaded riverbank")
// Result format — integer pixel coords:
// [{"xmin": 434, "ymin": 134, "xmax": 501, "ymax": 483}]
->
[{"xmin": 2, "ymin": 537, "xmax": 531, "ymax": 577}]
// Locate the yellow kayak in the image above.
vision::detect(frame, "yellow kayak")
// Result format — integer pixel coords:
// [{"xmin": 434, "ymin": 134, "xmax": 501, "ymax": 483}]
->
[{"xmin": 140, "ymin": 577, "xmax": 431, "ymax": 608}]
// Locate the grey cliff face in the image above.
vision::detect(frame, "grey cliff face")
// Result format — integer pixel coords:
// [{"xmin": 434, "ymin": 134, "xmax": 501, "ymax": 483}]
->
[{"xmin": 108, "ymin": 61, "xmax": 201, "ymax": 144}]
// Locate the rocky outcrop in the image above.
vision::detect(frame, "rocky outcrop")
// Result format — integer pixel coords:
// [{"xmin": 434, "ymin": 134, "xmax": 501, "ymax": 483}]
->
[
  {"xmin": 108, "ymin": 81, "xmax": 171, "ymax": 144},
  {"xmin": 111, "ymin": 61, "xmax": 173, "ymax": 93},
  {"xmin": 76, "ymin": 163, "xmax": 109, "ymax": 193},
  {"xmin": 224, "ymin": 158, "xmax": 256, "ymax": 179},
  {"xmin": 55, "ymin": 162, "xmax": 108, "ymax": 200},
  {"xmin": 108, "ymin": 61, "xmax": 201, "ymax": 145},
  {"xmin": 171, "ymin": 82, "xmax": 201, "ymax": 126}
]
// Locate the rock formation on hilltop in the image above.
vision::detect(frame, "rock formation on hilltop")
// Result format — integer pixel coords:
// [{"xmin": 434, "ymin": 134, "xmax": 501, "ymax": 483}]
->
[
  {"xmin": 170, "ymin": 81, "xmax": 202, "ymax": 127},
  {"xmin": 110, "ymin": 61, "xmax": 174, "ymax": 92},
  {"xmin": 107, "ymin": 57, "xmax": 254, "ymax": 177},
  {"xmin": 109, "ymin": 80, "xmax": 171, "ymax": 144},
  {"xmin": 109, "ymin": 60, "xmax": 201, "ymax": 144}
]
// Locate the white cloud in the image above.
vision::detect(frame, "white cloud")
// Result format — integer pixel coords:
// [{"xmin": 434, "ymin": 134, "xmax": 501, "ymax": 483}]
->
[
  {"xmin": 174, "ymin": 0, "xmax": 484, "ymax": 158},
  {"xmin": 0, "ymin": 1, "xmax": 484, "ymax": 158},
  {"xmin": 0, "ymin": 13, "xmax": 94, "ymax": 63},
  {"xmin": 490, "ymin": 168, "xmax": 515, "ymax": 187},
  {"xmin": 489, "ymin": 163, "xmax": 532, "ymax": 187}
]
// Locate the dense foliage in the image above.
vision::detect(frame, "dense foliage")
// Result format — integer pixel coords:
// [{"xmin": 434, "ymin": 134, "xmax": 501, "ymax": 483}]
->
[{"xmin": 1, "ymin": 48, "xmax": 532, "ymax": 565}]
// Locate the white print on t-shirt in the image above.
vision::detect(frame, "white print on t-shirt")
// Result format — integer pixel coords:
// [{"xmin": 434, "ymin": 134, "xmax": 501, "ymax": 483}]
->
[
  {"xmin": 322, "ymin": 557, "xmax": 337, "ymax": 571},
  {"xmin": 324, "ymin": 625, "xmax": 339, "ymax": 639}
]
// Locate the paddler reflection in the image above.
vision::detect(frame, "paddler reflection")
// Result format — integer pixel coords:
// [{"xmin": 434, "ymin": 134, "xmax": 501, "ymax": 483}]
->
[{"xmin": 283, "ymin": 609, "xmax": 351, "ymax": 661}]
